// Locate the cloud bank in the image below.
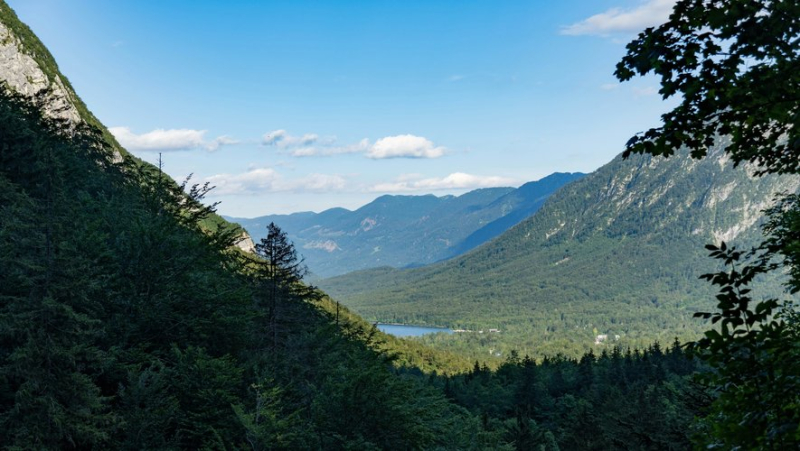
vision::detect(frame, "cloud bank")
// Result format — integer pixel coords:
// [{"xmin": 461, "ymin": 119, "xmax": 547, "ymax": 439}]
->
[
  {"xmin": 561, "ymin": 0, "xmax": 676, "ymax": 36},
  {"xmin": 205, "ymin": 167, "xmax": 348, "ymax": 196},
  {"xmin": 262, "ymin": 129, "xmax": 322, "ymax": 148},
  {"xmin": 290, "ymin": 138, "xmax": 370, "ymax": 157},
  {"xmin": 206, "ymin": 135, "xmax": 240, "ymax": 151},
  {"xmin": 112, "ymin": 127, "xmax": 448, "ymax": 159},
  {"xmin": 205, "ymin": 167, "xmax": 513, "ymax": 197}
]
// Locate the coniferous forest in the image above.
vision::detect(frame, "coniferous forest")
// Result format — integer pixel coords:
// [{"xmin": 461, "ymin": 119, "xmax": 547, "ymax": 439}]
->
[{"xmin": 1, "ymin": 0, "xmax": 799, "ymax": 449}]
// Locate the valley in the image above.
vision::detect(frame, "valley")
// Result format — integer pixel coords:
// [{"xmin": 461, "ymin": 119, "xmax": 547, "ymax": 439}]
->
[
  {"xmin": 228, "ymin": 143, "xmax": 800, "ymax": 361},
  {"xmin": 2, "ymin": 0, "xmax": 798, "ymax": 448},
  {"xmin": 308, "ymin": 146, "xmax": 797, "ymax": 358}
]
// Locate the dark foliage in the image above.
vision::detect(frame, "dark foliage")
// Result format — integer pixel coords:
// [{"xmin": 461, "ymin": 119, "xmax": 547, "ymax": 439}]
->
[{"xmin": 441, "ymin": 342, "xmax": 708, "ymax": 450}]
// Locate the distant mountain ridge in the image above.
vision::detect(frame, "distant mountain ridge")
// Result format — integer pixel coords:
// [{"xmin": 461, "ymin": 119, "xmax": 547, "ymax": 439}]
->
[
  {"xmin": 318, "ymin": 143, "xmax": 800, "ymax": 357},
  {"xmin": 227, "ymin": 172, "xmax": 585, "ymax": 277}
]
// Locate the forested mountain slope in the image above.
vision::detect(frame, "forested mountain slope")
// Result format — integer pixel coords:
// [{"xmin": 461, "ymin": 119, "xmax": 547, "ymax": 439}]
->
[
  {"xmin": 320, "ymin": 142, "xmax": 799, "ymax": 357},
  {"xmin": 0, "ymin": 78, "xmax": 707, "ymax": 448},
  {"xmin": 229, "ymin": 172, "xmax": 584, "ymax": 277}
]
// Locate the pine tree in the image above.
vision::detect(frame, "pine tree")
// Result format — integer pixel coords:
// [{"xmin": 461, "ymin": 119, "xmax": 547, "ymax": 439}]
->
[{"xmin": 253, "ymin": 222, "xmax": 315, "ymax": 351}]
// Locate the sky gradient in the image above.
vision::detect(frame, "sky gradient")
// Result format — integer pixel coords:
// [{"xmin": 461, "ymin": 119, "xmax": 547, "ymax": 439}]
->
[{"xmin": 8, "ymin": 0, "xmax": 679, "ymax": 216}]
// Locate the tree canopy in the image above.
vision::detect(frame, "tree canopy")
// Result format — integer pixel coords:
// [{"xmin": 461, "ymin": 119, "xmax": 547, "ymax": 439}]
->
[{"xmin": 615, "ymin": 0, "xmax": 799, "ymax": 175}]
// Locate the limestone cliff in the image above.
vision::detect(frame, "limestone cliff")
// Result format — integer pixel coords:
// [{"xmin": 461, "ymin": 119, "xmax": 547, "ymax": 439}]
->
[{"xmin": 0, "ymin": 20, "xmax": 80, "ymax": 123}]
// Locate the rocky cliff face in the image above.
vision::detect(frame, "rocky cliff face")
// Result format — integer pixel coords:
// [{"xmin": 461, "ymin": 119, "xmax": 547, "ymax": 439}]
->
[
  {"xmin": 234, "ymin": 232, "xmax": 255, "ymax": 253},
  {"xmin": 0, "ymin": 6, "xmax": 81, "ymax": 123},
  {"xmin": 529, "ymin": 145, "xmax": 799, "ymax": 247},
  {"xmin": 0, "ymin": 3, "xmax": 123, "ymax": 165}
]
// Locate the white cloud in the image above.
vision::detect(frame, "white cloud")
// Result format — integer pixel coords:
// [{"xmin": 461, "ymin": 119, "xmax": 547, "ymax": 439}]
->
[
  {"xmin": 290, "ymin": 138, "xmax": 370, "ymax": 157},
  {"xmin": 262, "ymin": 129, "xmax": 322, "ymax": 148},
  {"xmin": 110, "ymin": 127, "xmax": 206, "ymax": 151},
  {"xmin": 561, "ymin": 0, "xmax": 676, "ymax": 36},
  {"xmin": 262, "ymin": 129, "xmax": 287, "ymax": 146},
  {"xmin": 205, "ymin": 168, "xmax": 280, "ymax": 195},
  {"xmin": 289, "ymin": 147, "xmax": 319, "ymax": 157},
  {"xmin": 262, "ymin": 130, "xmax": 447, "ymax": 160},
  {"xmin": 367, "ymin": 135, "xmax": 446, "ymax": 159},
  {"xmin": 204, "ymin": 168, "xmax": 348, "ymax": 196},
  {"xmin": 601, "ymin": 82, "xmax": 620, "ymax": 90},
  {"xmin": 448, "ymin": 74, "xmax": 466, "ymax": 82},
  {"xmin": 263, "ymin": 129, "xmax": 364, "ymax": 156},
  {"xmin": 110, "ymin": 127, "xmax": 240, "ymax": 152},
  {"xmin": 206, "ymin": 135, "xmax": 240, "ymax": 151},
  {"xmin": 371, "ymin": 172, "xmax": 516, "ymax": 193}
]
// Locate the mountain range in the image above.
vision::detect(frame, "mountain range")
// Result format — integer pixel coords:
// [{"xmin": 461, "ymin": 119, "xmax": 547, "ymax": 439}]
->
[
  {"xmin": 227, "ymin": 172, "xmax": 584, "ymax": 278},
  {"xmin": 319, "ymin": 142, "xmax": 799, "ymax": 357}
]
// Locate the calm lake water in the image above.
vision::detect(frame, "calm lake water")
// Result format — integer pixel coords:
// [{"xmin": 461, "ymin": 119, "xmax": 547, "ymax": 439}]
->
[{"xmin": 377, "ymin": 323, "xmax": 454, "ymax": 337}]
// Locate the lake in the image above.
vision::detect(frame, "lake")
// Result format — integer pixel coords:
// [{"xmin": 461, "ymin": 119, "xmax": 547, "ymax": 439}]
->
[{"xmin": 377, "ymin": 323, "xmax": 454, "ymax": 337}]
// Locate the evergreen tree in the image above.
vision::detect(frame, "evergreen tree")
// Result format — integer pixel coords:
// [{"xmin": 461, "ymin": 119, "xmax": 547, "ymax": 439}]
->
[{"xmin": 253, "ymin": 222, "xmax": 316, "ymax": 352}]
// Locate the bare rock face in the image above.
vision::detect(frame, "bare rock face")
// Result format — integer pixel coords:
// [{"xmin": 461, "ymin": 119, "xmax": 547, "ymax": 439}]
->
[
  {"xmin": 0, "ymin": 19, "xmax": 81, "ymax": 123},
  {"xmin": 234, "ymin": 232, "xmax": 256, "ymax": 254},
  {"xmin": 0, "ymin": 8, "xmax": 123, "ymax": 165}
]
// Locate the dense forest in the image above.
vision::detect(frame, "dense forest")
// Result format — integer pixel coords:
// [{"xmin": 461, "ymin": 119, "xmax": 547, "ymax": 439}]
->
[
  {"xmin": 440, "ymin": 342, "xmax": 709, "ymax": 450},
  {"xmin": 0, "ymin": 88, "xmax": 471, "ymax": 449}
]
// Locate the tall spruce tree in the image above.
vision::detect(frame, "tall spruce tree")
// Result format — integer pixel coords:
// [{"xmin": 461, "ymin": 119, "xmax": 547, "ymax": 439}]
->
[{"xmin": 253, "ymin": 222, "xmax": 313, "ymax": 351}]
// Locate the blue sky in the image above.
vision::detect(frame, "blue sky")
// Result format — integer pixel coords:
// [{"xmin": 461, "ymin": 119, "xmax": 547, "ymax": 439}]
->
[{"xmin": 9, "ymin": 0, "xmax": 678, "ymax": 216}]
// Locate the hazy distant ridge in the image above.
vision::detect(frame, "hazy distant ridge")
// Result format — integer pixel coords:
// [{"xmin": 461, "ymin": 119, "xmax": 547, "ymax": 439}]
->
[{"xmin": 227, "ymin": 172, "xmax": 584, "ymax": 277}]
